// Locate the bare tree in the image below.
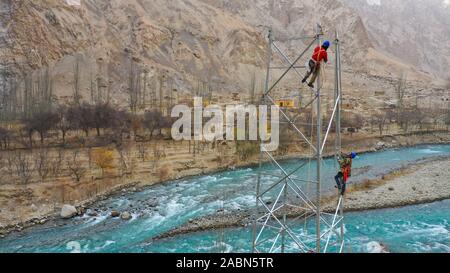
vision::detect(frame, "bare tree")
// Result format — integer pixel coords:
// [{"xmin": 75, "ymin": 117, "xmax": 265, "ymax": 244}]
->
[
  {"xmin": 413, "ymin": 108, "xmax": 426, "ymax": 130},
  {"xmin": 143, "ymin": 110, "xmax": 169, "ymax": 137},
  {"xmin": 384, "ymin": 109, "xmax": 396, "ymax": 133},
  {"xmin": 396, "ymin": 72, "xmax": 407, "ymax": 118},
  {"xmin": 249, "ymin": 72, "xmax": 256, "ymax": 104},
  {"xmin": 341, "ymin": 112, "xmax": 364, "ymax": 134},
  {"xmin": 150, "ymin": 143, "xmax": 166, "ymax": 170},
  {"xmin": 128, "ymin": 59, "xmax": 141, "ymax": 113},
  {"xmin": 117, "ymin": 145, "xmax": 135, "ymax": 176},
  {"xmin": 56, "ymin": 105, "xmax": 71, "ymax": 145},
  {"xmin": 0, "ymin": 152, "xmax": 4, "ymax": 181},
  {"xmin": 0, "ymin": 127, "xmax": 10, "ymax": 150},
  {"xmin": 67, "ymin": 150, "xmax": 86, "ymax": 182},
  {"xmin": 129, "ymin": 114, "xmax": 142, "ymax": 141},
  {"xmin": 277, "ymin": 123, "xmax": 290, "ymax": 155},
  {"xmin": 23, "ymin": 120, "xmax": 35, "ymax": 148},
  {"xmin": 167, "ymin": 77, "xmax": 175, "ymax": 114},
  {"xmin": 0, "ymin": 77, "xmax": 20, "ymax": 120},
  {"xmin": 141, "ymin": 69, "xmax": 148, "ymax": 109},
  {"xmin": 16, "ymin": 127, "xmax": 32, "ymax": 149},
  {"xmin": 92, "ymin": 103, "xmax": 116, "ymax": 136},
  {"xmin": 341, "ymin": 112, "xmax": 353, "ymax": 129},
  {"xmin": 149, "ymin": 76, "xmax": 157, "ymax": 108},
  {"xmin": 445, "ymin": 113, "xmax": 450, "ymax": 131},
  {"xmin": 34, "ymin": 148, "xmax": 51, "ymax": 182},
  {"xmin": 445, "ymin": 78, "xmax": 450, "ymax": 91},
  {"xmin": 89, "ymin": 63, "xmax": 98, "ymax": 105},
  {"xmin": 23, "ymin": 111, "xmax": 59, "ymax": 145},
  {"xmin": 67, "ymin": 103, "xmax": 94, "ymax": 137},
  {"xmin": 4, "ymin": 150, "xmax": 14, "ymax": 177},
  {"xmin": 50, "ymin": 149, "xmax": 64, "ymax": 178},
  {"xmin": 23, "ymin": 72, "xmax": 33, "ymax": 119},
  {"xmin": 426, "ymin": 108, "xmax": 443, "ymax": 130},
  {"xmin": 111, "ymin": 110, "xmax": 133, "ymax": 143},
  {"xmin": 154, "ymin": 143, "xmax": 166, "ymax": 159},
  {"xmin": 37, "ymin": 67, "xmax": 53, "ymax": 113},
  {"xmin": 137, "ymin": 143, "xmax": 147, "ymax": 162},
  {"xmin": 386, "ymin": 109, "xmax": 396, "ymax": 123},
  {"xmin": 398, "ymin": 110, "xmax": 414, "ymax": 132},
  {"xmin": 10, "ymin": 151, "xmax": 34, "ymax": 184},
  {"xmin": 73, "ymin": 56, "xmax": 82, "ymax": 105},
  {"xmin": 353, "ymin": 113, "xmax": 365, "ymax": 132},
  {"xmin": 373, "ymin": 113, "xmax": 387, "ymax": 136},
  {"xmin": 159, "ymin": 74, "xmax": 165, "ymax": 112}
]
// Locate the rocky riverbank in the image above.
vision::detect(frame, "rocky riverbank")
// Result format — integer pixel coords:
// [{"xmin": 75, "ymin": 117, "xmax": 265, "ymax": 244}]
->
[
  {"xmin": 332, "ymin": 156, "xmax": 450, "ymax": 211},
  {"xmin": 154, "ymin": 155, "xmax": 450, "ymax": 240}
]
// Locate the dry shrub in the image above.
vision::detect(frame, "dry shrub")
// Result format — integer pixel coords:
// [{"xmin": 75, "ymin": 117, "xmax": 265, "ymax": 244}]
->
[
  {"xmin": 157, "ymin": 165, "xmax": 170, "ymax": 181},
  {"xmin": 92, "ymin": 148, "xmax": 115, "ymax": 176},
  {"xmin": 236, "ymin": 141, "xmax": 259, "ymax": 161},
  {"xmin": 117, "ymin": 147, "xmax": 135, "ymax": 176},
  {"xmin": 349, "ymin": 179, "xmax": 384, "ymax": 193}
]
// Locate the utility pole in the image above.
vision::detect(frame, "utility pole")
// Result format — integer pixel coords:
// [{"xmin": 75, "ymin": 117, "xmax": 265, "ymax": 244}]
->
[
  {"xmin": 252, "ymin": 27, "xmax": 272, "ymax": 253},
  {"xmin": 315, "ymin": 23, "xmax": 322, "ymax": 253},
  {"xmin": 252, "ymin": 24, "xmax": 345, "ymax": 253},
  {"xmin": 335, "ymin": 30, "xmax": 344, "ymax": 251}
]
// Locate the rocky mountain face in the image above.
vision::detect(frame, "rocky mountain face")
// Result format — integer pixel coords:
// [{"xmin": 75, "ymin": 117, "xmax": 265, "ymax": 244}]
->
[
  {"xmin": 200, "ymin": 0, "xmax": 373, "ymax": 66},
  {"xmin": 0, "ymin": 0, "xmax": 446, "ymax": 110},
  {"xmin": 345, "ymin": 0, "xmax": 450, "ymax": 81},
  {"xmin": 0, "ymin": 0, "xmax": 267, "ymax": 106},
  {"xmin": 201, "ymin": 0, "xmax": 444, "ymax": 82}
]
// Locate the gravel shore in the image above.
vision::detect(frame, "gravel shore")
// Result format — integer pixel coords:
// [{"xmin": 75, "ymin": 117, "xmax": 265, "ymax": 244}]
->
[{"xmin": 333, "ymin": 157, "xmax": 450, "ymax": 211}]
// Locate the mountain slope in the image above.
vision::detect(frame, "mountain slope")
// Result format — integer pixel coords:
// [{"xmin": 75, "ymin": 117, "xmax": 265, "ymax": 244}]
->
[
  {"xmin": 0, "ymin": 0, "xmax": 443, "ymax": 109},
  {"xmin": 1, "ymin": 0, "xmax": 267, "ymax": 105},
  {"xmin": 345, "ymin": 0, "xmax": 450, "ymax": 81},
  {"xmin": 201, "ymin": 0, "xmax": 436, "ymax": 81}
]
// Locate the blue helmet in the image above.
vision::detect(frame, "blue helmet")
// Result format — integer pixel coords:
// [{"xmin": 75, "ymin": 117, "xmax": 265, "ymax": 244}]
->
[
  {"xmin": 351, "ymin": 152, "xmax": 357, "ymax": 159},
  {"xmin": 323, "ymin": 40, "xmax": 330, "ymax": 49}
]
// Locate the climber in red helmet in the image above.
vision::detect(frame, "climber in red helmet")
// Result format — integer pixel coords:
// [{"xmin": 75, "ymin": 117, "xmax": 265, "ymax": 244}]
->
[{"xmin": 302, "ymin": 40, "xmax": 330, "ymax": 88}]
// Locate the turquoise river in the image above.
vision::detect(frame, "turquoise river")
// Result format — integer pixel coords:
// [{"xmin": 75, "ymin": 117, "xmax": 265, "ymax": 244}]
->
[{"xmin": 1, "ymin": 144, "xmax": 450, "ymax": 253}]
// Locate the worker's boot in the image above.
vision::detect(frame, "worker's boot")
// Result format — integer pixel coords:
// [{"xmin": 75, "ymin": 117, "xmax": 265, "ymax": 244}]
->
[
  {"xmin": 308, "ymin": 83, "xmax": 314, "ymax": 88},
  {"xmin": 334, "ymin": 176, "xmax": 342, "ymax": 190},
  {"xmin": 341, "ymin": 183, "xmax": 346, "ymax": 196}
]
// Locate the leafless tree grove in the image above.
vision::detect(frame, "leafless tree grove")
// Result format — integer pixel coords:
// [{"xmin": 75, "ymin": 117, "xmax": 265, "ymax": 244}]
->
[{"xmin": 67, "ymin": 150, "xmax": 86, "ymax": 183}]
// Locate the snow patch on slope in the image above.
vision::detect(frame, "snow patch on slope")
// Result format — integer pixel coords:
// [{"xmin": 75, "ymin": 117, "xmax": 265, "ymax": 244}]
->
[
  {"xmin": 65, "ymin": 0, "xmax": 81, "ymax": 6},
  {"xmin": 366, "ymin": 0, "xmax": 381, "ymax": 6}
]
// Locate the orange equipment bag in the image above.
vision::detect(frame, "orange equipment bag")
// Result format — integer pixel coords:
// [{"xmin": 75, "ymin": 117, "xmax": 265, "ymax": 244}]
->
[{"xmin": 343, "ymin": 167, "xmax": 350, "ymax": 183}]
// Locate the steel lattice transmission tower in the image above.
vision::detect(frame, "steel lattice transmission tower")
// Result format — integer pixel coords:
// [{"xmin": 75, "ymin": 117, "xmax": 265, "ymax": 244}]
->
[{"xmin": 252, "ymin": 24, "xmax": 345, "ymax": 253}]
